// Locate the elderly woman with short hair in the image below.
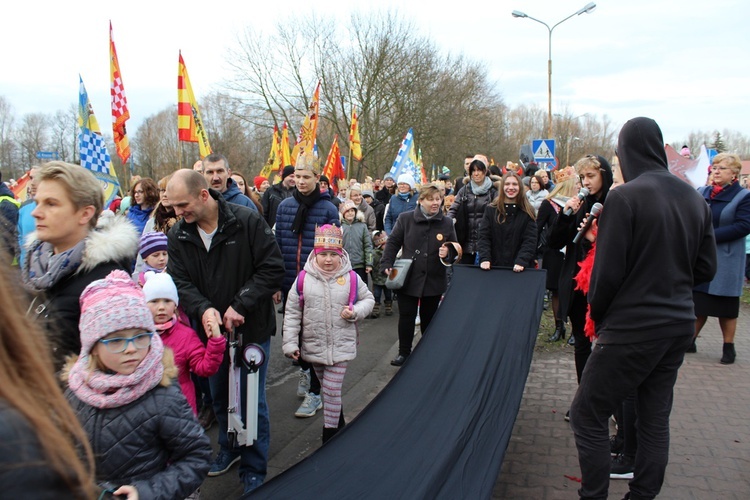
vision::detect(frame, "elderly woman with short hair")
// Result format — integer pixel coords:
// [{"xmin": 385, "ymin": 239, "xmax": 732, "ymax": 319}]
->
[{"xmin": 692, "ymin": 153, "xmax": 750, "ymax": 364}]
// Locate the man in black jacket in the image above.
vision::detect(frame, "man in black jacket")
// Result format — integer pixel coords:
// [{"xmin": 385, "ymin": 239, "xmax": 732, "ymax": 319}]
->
[
  {"xmin": 569, "ymin": 117, "xmax": 717, "ymax": 500},
  {"xmin": 166, "ymin": 169, "xmax": 284, "ymax": 494},
  {"xmin": 261, "ymin": 165, "xmax": 295, "ymax": 227}
]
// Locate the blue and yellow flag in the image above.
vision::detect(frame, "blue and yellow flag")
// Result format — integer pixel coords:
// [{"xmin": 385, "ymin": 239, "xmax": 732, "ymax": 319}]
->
[
  {"xmin": 78, "ymin": 75, "xmax": 120, "ymax": 206},
  {"xmin": 387, "ymin": 128, "xmax": 418, "ymax": 181}
]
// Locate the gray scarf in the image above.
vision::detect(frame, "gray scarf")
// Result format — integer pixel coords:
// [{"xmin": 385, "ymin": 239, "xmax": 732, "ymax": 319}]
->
[
  {"xmin": 24, "ymin": 239, "xmax": 87, "ymax": 293},
  {"xmin": 470, "ymin": 177, "xmax": 493, "ymax": 196}
]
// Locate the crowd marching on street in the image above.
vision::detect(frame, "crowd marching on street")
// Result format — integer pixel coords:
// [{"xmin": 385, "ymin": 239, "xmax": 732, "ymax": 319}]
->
[{"xmin": 6, "ymin": 116, "xmax": 750, "ymax": 500}]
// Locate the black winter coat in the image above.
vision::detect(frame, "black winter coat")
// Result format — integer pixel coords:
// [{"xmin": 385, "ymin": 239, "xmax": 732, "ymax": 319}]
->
[
  {"xmin": 548, "ymin": 157, "xmax": 613, "ymax": 320},
  {"xmin": 24, "ymin": 217, "xmax": 138, "ymax": 368},
  {"xmin": 447, "ymin": 176, "xmax": 500, "ymax": 254},
  {"xmin": 261, "ymin": 182, "xmax": 293, "ymax": 227},
  {"xmin": 66, "ymin": 383, "xmax": 211, "ymax": 500},
  {"xmin": 0, "ymin": 400, "xmax": 82, "ymax": 499},
  {"xmin": 168, "ymin": 191, "xmax": 285, "ymax": 344},
  {"xmin": 477, "ymin": 204, "xmax": 537, "ymax": 268},
  {"xmin": 380, "ymin": 207, "xmax": 457, "ymax": 298}
]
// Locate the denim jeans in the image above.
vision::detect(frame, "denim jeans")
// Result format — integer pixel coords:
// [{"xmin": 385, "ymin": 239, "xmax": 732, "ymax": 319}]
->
[
  {"xmin": 373, "ymin": 284, "xmax": 392, "ymax": 304},
  {"xmin": 570, "ymin": 332, "xmax": 692, "ymax": 500},
  {"xmin": 209, "ymin": 338, "xmax": 270, "ymax": 483}
]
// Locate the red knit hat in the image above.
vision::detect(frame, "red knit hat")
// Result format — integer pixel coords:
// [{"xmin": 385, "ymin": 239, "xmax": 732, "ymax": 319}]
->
[{"xmin": 254, "ymin": 176, "xmax": 267, "ymax": 191}]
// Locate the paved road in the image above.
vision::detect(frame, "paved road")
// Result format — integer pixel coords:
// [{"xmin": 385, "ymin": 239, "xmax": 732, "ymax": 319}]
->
[
  {"xmin": 200, "ymin": 309, "xmax": 402, "ymax": 499},
  {"xmin": 200, "ymin": 304, "xmax": 750, "ymax": 499}
]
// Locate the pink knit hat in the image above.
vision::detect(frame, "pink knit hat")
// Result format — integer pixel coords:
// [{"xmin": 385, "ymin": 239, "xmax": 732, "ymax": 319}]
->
[{"xmin": 78, "ymin": 270, "xmax": 156, "ymax": 356}]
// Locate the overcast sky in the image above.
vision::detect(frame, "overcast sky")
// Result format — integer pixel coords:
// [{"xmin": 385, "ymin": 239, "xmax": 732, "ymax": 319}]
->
[{"xmin": 3, "ymin": 0, "xmax": 748, "ymax": 148}]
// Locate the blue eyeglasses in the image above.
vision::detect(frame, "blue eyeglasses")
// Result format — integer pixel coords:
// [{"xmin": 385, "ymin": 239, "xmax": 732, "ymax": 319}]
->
[{"xmin": 98, "ymin": 332, "xmax": 154, "ymax": 353}]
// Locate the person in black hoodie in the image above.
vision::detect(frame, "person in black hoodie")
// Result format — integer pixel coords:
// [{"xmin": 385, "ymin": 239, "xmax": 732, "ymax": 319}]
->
[
  {"xmin": 569, "ymin": 117, "xmax": 716, "ymax": 500},
  {"xmin": 549, "ymin": 154, "xmax": 613, "ymax": 388}
]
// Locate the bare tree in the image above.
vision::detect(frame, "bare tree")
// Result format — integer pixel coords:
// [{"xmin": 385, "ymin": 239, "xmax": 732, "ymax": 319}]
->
[
  {"xmin": 0, "ymin": 96, "xmax": 17, "ymax": 179},
  {"xmin": 224, "ymin": 10, "xmax": 508, "ymax": 181},
  {"xmin": 14, "ymin": 113, "xmax": 49, "ymax": 177}
]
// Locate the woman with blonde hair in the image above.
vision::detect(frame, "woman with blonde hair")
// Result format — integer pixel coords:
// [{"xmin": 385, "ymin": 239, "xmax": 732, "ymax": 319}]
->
[
  {"xmin": 537, "ymin": 167, "xmax": 580, "ymax": 341},
  {"xmin": 0, "ymin": 263, "xmax": 96, "ymax": 498},
  {"xmin": 23, "ymin": 162, "xmax": 139, "ymax": 368},
  {"xmin": 691, "ymin": 152, "xmax": 750, "ymax": 363}
]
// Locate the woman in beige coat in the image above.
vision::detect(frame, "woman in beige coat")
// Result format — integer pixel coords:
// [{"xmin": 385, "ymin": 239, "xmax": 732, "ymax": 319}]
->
[{"xmin": 283, "ymin": 225, "xmax": 374, "ymax": 443}]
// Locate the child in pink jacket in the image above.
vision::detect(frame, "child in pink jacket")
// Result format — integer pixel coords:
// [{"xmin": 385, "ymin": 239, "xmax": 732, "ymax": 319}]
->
[{"xmin": 143, "ymin": 272, "xmax": 225, "ymax": 414}]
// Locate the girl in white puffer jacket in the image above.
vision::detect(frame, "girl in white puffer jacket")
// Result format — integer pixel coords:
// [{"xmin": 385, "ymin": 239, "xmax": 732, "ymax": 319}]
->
[{"xmin": 282, "ymin": 224, "xmax": 374, "ymax": 444}]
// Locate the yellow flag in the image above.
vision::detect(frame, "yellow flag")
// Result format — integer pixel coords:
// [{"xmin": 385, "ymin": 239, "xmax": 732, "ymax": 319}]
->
[
  {"xmin": 349, "ymin": 106, "xmax": 362, "ymax": 161},
  {"xmin": 259, "ymin": 125, "xmax": 279, "ymax": 179},
  {"xmin": 291, "ymin": 81, "xmax": 320, "ymax": 165}
]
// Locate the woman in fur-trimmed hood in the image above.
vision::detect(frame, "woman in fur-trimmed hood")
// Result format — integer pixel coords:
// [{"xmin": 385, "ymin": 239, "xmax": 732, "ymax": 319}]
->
[{"xmin": 22, "ymin": 162, "xmax": 139, "ymax": 369}]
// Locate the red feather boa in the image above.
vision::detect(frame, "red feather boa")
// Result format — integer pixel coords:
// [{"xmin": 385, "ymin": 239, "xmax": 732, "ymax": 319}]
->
[{"xmin": 574, "ymin": 242, "xmax": 597, "ymax": 341}]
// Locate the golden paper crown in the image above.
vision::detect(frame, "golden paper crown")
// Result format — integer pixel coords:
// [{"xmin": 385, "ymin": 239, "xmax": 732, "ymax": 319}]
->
[
  {"xmin": 554, "ymin": 166, "xmax": 576, "ymax": 184},
  {"xmin": 314, "ymin": 224, "xmax": 343, "ymax": 251}
]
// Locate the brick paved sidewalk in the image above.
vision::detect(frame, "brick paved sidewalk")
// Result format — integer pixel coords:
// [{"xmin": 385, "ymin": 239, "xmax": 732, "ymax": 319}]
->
[{"xmin": 494, "ymin": 309, "xmax": 750, "ymax": 499}]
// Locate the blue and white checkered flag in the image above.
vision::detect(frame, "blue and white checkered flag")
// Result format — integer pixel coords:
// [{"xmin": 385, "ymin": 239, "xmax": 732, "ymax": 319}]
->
[
  {"xmin": 79, "ymin": 131, "xmax": 112, "ymax": 175},
  {"xmin": 388, "ymin": 128, "xmax": 415, "ymax": 180}
]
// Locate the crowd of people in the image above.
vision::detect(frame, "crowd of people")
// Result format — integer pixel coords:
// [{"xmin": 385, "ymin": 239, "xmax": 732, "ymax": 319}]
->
[{"xmin": 0, "ymin": 115, "xmax": 744, "ymax": 499}]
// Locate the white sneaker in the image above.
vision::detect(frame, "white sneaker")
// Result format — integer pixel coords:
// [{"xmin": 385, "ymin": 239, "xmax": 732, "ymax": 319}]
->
[
  {"xmin": 415, "ymin": 315, "xmax": 421, "ymax": 325},
  {"xmin": 297, "ymin": 369, "xmax": 310, "ymax": 398},
  {"xmin": 295, "ymin": 392, "xmax": 323, "ymax": 418}
]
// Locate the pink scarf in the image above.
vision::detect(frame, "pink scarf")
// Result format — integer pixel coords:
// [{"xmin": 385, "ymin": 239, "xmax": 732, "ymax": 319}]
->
[{"xmin": 68, "ymin": 333, "xmax": 165, "ymax": 409}]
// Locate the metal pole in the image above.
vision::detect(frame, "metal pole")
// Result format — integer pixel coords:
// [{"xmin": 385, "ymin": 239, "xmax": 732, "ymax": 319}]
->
[{"xmin": 547, "ymin": 29, "xmax": 553, "ymax": 140}]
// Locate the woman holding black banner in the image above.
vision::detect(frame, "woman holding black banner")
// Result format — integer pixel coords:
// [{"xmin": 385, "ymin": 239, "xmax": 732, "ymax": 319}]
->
[{"xmin": 381, "ymin": 183, "xmax": 457, "ymax": 367}]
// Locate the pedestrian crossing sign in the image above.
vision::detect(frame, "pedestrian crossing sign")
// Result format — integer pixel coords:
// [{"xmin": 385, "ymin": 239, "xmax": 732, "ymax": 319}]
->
[{"xmin": 532, "ymin": 139, "xmax": 556, "ymax": 162}]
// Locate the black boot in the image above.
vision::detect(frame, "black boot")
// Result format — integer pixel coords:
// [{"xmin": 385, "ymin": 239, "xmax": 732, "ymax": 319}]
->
[
  {"xmin": 322, "ymin": 427, "xmax": 339, "ymax": 445},
  {"xmin": 549, "ymin": 321, "xmax": 566, "ymax": 342},
  {"xmin": 720, "ymin": 343, "xmax": 736, "ymax": 364}
]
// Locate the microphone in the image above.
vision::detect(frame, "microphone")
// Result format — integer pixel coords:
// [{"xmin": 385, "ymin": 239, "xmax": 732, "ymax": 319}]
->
[
  {"xmin": 563, "ymin": 187, "xmax": 590, "ymax": 216},
  {"xmin": 572, "ymin": 202, "xmax": 603, "ymax": 244}
]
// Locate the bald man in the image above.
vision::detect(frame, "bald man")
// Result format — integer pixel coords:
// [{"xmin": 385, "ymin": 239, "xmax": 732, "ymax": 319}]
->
[{"xmin": 166, "ymin": 169, "xmax": 284, "ymax": 494}]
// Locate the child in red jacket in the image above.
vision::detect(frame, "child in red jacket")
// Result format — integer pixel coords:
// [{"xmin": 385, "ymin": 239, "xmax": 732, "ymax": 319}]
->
[{"xmin": 143, "ymin": 271, "xmax": 225, "ymax": 414}]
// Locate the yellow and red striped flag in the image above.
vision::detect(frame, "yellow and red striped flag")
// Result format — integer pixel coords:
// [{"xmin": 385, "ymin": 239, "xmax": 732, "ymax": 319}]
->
[
  {"xmin": 178, "ymin": 51, "xmax": 212, "ymax": 158},
  {"xmin": 349, "ymin": 106, "xmax": 362, "ymax": 161},
  {"xmin": 259, "ymin": 125, "xmax": 280, "ymax": 179},
  {"xmin": 110, "ymin": 22, "xmax": 130, "ymax": 165},
  {"xmin": 291, "ymin": 81, "xmax": 320, "ymax": 165}
]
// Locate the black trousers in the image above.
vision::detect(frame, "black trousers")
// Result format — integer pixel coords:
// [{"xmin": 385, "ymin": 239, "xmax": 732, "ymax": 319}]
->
[
  {"xmin": 570, "ymin": 333, "xmax": 693, "ymax": 500},
  {"xmin": 569, "ymin": 291, "xmax": 592, "ymax": 383},
  {"xmin": 396, "ymin": 293, "xmax": 441, "ymax": 357}
]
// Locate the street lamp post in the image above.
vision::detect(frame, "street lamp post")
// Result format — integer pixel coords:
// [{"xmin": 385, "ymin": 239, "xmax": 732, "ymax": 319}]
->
[{"xmin": 512, "ymin": 3, "xmax": 596, "ymax": 140}]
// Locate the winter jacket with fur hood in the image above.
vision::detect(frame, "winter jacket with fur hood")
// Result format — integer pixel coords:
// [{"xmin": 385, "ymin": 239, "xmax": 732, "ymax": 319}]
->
[
  {"xmin": 589, "ymin": 117, "xmax": 717, "ymax": 342},
  {"xmin": 63, "ymin": 353, "xmax": 211, "ymax": 500},
  {"xmin": 24, "ymin": 216, "xmax": 139, "ymax": 367},
  {"xmin": 282, "ymin": 251, "xmax": 374, "ymax": 364}
]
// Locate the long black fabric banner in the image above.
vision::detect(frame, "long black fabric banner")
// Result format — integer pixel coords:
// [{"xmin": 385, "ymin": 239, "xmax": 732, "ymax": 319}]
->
[{"xmin": 248, "ymin": 265, "xmax": 545, "ymax": 499}]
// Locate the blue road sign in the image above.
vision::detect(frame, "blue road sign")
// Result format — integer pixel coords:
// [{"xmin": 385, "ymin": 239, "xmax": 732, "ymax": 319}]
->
[
  {"xmin": 532, "ymin": 140, "xmax": 555, "ymax": 163},
  {"xmin": 36, "ymin": 151, "xmax": 59, "ymax": 160}
]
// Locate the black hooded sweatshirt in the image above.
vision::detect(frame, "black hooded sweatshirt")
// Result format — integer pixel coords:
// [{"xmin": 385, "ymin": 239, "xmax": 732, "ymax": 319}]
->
[
  {"xmin": 588, "ymin": 117, "xmax": 717, "ymax": 343},
  {"xmin": 549, "ymin": 155, "xmax": 613, "ymax": 320}
]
